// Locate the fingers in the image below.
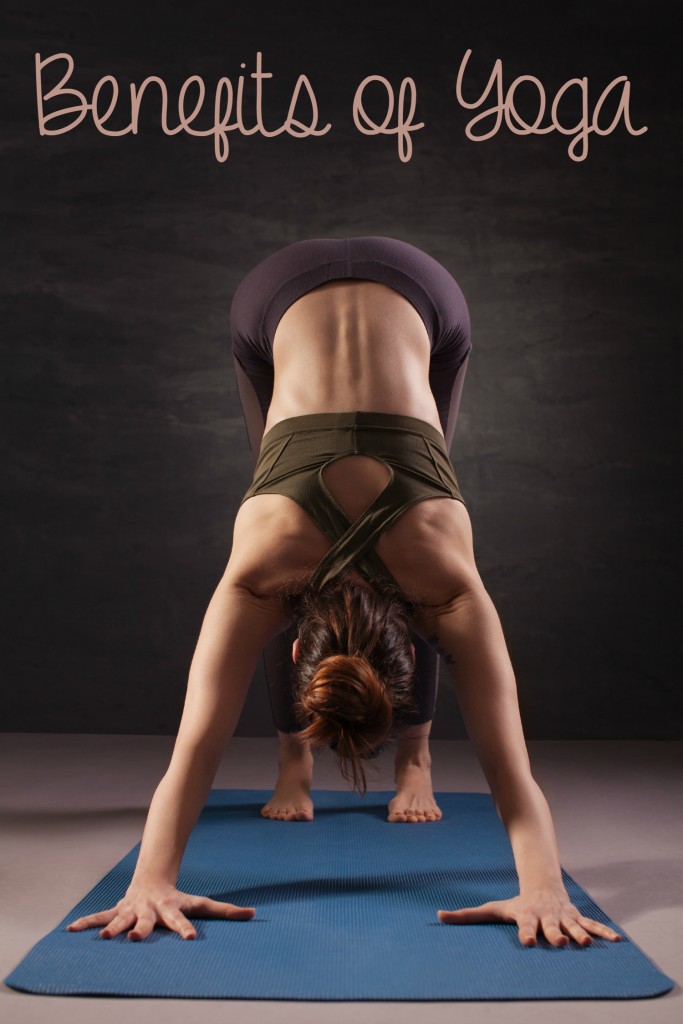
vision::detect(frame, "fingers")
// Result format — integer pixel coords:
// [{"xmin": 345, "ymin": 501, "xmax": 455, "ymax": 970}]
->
[
  {"xmin": 437, "ymin": 901, "xmax": 503, "ymax": 924},
  {"xmin": 66, "ymin": 893, "xmax": 258, "ymax": 943},
  {"xmin": 126, "ymin": 913, "xmax": 157, "ymax": 942},
  {"xmin": 436, "ymin": 901, "xmax": 623, "ymax": 949},
  {"xmin": 157, "ymin": 905, "xmax": 196, "ymax": 940},
  {"xmin": 66, "ymin": 909, "xmax": 117, "ymax": 931},
  {"xmin": 517, "ymin": 914, "xmax": 539, "ymax": 946},
  {"xmin": 540, "ymin": 913, "xmax": 569, "ymax": 947},
  {"xmin": 99, "ymin": 910, "xmax": 137, "ymax": 939},
  {"xmin": 527, "ymin": 913, "xmax": 622, "ymax": 947},
  {"xmin": 576, "ymin": 914, "xmax": 622, "ymax": 942},
  {"xmin": 189, "ymin": 896, "xmax": 256, "ymax": 920},
  {"xmin": 560, "ymin": 918, "xmax": 593, "ymax": 946}
]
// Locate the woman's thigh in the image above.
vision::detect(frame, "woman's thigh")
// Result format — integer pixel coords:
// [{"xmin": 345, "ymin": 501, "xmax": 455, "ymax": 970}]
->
[{"xmin": 234, "ymin": 355, "xmax": 267, "ymax": 463}]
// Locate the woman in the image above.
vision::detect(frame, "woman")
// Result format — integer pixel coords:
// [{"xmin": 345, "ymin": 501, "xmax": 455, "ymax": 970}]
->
[
  {"xmin": 232, "ymin": 236, "xmax": 473, "ymax": 825},
  {"xmin": 67, "ymin": 236, "xmax": 621, "ymax": 950}
]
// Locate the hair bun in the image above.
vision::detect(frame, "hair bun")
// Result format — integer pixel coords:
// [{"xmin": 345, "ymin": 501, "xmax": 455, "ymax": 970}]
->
[
  {"xmin": 289, "ymin": 577, "xmax": 418, "ymax": 795},
  {"xmin": 295, "ymin": 654, "xmax": 393, "ymax": 779},
  {"xmin": 303, "ymin": 654, "xmax": 392, "ymax": 726}
]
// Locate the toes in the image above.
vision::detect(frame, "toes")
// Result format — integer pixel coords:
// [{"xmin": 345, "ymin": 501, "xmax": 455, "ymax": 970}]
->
[
  {"xmin": 388, "ymin": 806, "xmax": 442, "ymax": 822},
  {"xmin": 282, "ymin": 806, "xmax": 307, "ymax": 821},
  {"xmin": 387, "ymin": 810, "xmax": 408, "ymax": 822},
  {"xmin": 406, "ymin": 809, "xmax": 426, "ymax": 822},
  {"xmin": 262, "ymin": 802, "xmax": 314, "ymax": 821}
]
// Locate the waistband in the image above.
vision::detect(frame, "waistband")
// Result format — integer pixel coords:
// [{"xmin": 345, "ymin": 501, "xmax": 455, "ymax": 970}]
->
[{"xmin": 259, "ymin": 410, "xmax": 448, "ymax": 450}]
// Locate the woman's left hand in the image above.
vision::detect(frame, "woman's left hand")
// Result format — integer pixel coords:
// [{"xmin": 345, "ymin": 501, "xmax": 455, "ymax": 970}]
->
[{"xmin": 437, "ymin": 888, "xmax": 623, "ymax": 947}]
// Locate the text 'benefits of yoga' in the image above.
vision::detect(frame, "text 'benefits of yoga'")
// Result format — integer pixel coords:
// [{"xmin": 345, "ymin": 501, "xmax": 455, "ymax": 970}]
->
[{"xmin": 35, "ymin": 49, "xmax": 647, "ymax": 163}]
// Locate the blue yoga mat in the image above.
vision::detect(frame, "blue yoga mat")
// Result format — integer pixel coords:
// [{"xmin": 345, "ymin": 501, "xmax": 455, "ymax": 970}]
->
[{"xmin": 4, "ymin": 789, "xmax": 675, "ymax": 1000}]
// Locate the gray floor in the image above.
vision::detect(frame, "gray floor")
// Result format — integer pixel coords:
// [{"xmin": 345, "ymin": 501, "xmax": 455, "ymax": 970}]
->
[{"xmin": 1, "ymin": 735, "xmax": 681, "ymax": 1023}]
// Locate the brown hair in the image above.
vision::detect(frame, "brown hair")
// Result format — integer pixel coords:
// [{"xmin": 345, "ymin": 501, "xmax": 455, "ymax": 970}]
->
[{"xmin": 280, "ymin": 574, "xmax": 420, "ymax": 796}]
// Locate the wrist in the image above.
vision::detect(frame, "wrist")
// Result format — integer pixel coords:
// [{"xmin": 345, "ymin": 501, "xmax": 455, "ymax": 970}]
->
[
  {"xmin": 130, "ymin": 870, "xmax": 178, "ymax": 891},
  {"xmin": 518, "ymin": 874, "xmax": 566, "ymax": 896}
]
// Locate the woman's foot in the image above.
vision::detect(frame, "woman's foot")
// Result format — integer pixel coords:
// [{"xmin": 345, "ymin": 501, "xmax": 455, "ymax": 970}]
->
[
  {"xmin": 387, "ymin": 722, "xmax": 443, "ymax": 823},
  {"xmin": 388, "ymin": 762, "xmax": 443, "ymax": 822},
  {"xmin": 261, "ymin": 730, "xmax": 315, "ymax": 821}
]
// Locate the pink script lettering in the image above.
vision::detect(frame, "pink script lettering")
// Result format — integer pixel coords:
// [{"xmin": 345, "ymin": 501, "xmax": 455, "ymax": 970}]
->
[
  {"xmin": 35, "ymin": 51, "xmax": 332, "ymax": 162},
  {"xmin": 455, "ymin": 48, "xmax": 647, "ymax": 162},
  {"xmin": 352, "ymin": 74, "xmax": 424, "ymax": 163}
]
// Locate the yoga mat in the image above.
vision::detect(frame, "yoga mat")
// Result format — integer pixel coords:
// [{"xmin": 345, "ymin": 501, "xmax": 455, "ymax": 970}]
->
[{"xmin": 4, "ymin": 789, "xmax": 675, "ymax": 1000}]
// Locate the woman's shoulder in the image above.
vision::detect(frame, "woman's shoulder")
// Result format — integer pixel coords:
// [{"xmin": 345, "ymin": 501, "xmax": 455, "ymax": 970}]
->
[
  {"xmin": 229, "ymin": 493, "xmax": 481, "ymax": 609},
  {"xmin": 375, "ymin": 497, "xmax": 481, "ymax": 608},
  {"xmin": 226, "ymin": 493, "xmax": 330, "ymax": 600}
]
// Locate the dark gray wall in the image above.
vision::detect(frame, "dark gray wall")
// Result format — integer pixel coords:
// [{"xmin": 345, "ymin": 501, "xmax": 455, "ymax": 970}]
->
[{"xmin": 3, "ymin": 1, "xmax": 680, "ymax": 738}]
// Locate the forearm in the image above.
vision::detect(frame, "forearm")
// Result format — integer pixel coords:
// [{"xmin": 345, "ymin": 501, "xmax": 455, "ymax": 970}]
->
[
  {"xmin": 416, "ymin": 584, "xmax": 565, "ymax": 894},
  {"xmin": 130, "ymin": 573, "xmax": 288, "ymax": 888},
  {"xmin": 493, "ymin": 773, "xmax": 565, "ymax": 893},
  {"xmin": 131, "ymin": 761, "xmax": 215, "ymax": 887}
]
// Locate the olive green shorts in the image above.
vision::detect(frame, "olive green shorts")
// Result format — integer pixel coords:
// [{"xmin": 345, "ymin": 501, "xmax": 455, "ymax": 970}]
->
[{"xmin": 240, "ymin": 410, "xmax": 465, "ymax": 593}]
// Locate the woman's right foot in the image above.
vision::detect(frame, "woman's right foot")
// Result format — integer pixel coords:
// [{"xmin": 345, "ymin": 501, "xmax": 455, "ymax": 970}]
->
[
  {"xmin": 387, "ymin": 719, "xmax": 441, "ymax": 822},
  {"xmin": 261, "ymin": 731, "xmax": 315, "ymax": 821},
  {"xmin": 261, "ymin": 777, "xmax": 315, "ymax": 821}
]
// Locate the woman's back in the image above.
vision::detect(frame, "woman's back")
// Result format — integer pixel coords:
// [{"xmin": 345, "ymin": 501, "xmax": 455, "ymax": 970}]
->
[
  {"xmin": 230, "ymin": 236, "xmax": 471, "ymax": 443},
  {"xmin": 228, "ymin": 237, "xmax": 476, "ymax": 607},
  {"xmin": 266, "ymin": 279, "xmax": 442, "ymax": 435},
  {"xmin": 230, "ymin": 290, "xmax": 477, "ymax": 608}
]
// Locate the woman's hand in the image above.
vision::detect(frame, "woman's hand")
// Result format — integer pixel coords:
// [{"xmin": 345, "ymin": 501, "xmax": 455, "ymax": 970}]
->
[
  {"xmin": 437, "ymin": 888, "xmax": 622, "ymax": 948},
  {"xmin": 66, "ymin": 882, "xmax": 256, "ymax": 941}
]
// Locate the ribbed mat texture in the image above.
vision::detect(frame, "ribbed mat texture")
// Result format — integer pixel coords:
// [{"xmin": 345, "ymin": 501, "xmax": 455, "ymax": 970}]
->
[{"xmin": 4, "ymin": 789, "xmax": 675, "ymax": 1000}]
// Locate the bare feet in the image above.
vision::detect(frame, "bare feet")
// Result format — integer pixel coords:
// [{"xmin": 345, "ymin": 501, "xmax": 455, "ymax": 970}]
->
[
  {"xmin": 261, "ymin": 730, "xmax": 315, "ymax": 822},
  {"xmin": 261, "ymin": 775, "xmax": 314, "ymax": 821},
  {"xmin": 388, "ymin": 722, "xmax": 442, "ymax": 823},
  {"xmin": 388, "ymin": 762, "xmax": 443, "ymax": 822}
]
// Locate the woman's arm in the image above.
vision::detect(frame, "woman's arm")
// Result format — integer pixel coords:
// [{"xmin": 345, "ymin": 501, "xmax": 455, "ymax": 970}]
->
[
  {"xmin": 132, "ymin": 572, "xmax": 289, "ymax": 883},
  {"xmin": 414, "ymin": 585, "xmax": 563, "ymax": 886},
  {"xmin": 413, "ymin": 584, "xmax": 622, "ymax": 947},
  {"xmin": 67, "ymin": 569, "xmax": 290, "ymax": 940},
  {"xmin": 129, "ymin": 494, "xmax": 306, "ymax": 886}
]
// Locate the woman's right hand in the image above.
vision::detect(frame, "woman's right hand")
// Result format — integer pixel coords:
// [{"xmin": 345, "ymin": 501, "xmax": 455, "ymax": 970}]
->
[{"xmin": 65, "ymin": 882, "xmax": 256, "ymax": 941}]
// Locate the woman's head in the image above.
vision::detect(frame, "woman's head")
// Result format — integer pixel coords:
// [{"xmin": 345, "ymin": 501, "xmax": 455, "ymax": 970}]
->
[{"xmin": 281, "ymin": 574, "xmax": 420, "ymax": 796}]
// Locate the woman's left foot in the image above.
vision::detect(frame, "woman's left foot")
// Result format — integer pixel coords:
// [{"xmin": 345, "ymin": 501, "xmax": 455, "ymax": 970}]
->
[
  {"xmin": 261, "ymin": 730, "xmax": 315, "ymax": 821},
  {"xmin": 388, "ymin": 762, "xmax": 443, "ymax": 823}
]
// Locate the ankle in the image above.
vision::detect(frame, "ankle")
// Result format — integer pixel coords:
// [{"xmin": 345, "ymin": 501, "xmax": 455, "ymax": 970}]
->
[
  {"xmin": 277, "ymin": 730, "xmax": 314, "ymax": 767},
  {"xmin": 394, "ymin": 741, "xmax": 432, "ymax": 774},
  {"xmin": 395, "ymin": 754, "xmax": 433, "ymax": 777}
]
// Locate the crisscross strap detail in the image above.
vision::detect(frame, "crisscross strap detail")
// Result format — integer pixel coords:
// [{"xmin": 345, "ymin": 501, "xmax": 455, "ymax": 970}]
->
[
  {"xmin": 239, "ymin": 411, "xmax": 466, "ymax": 593},
  {"xmin": 307, "ymin": 468, "xmax": 413, "ymax": 592}
]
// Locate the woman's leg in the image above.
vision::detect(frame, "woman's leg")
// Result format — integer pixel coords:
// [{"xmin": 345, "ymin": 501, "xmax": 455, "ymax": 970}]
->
[
  {"xmin": 233, "ymin": 355, "xmax": 267, "ymax": 460},
  {"xmin": 260, "ymin": 636, "xmax": 315, "ymax": 820},
  {"xmin": 389, "ymin": 348, "xmax": 472, "ymax": 819},
  {"xmin": 388, "ymin": 719, "xmax": 443, "ymax": 822},
  {"xmin": 443, "ymin": 350, "xmax": 471, "ymax": 453},
  {"xmin": 396, "ymin": 351, "xmax": 472, "ymax": 721},
  {"xmin": 260, "ymin": 632, "xmax": 316, "ymax": 820},
  {"xmin": 233, "ymin": 353, "xmax": 316, "ymax": 819},
  {"xmin": 262, "ymin": 627, "xmax": 307, "ymax": 732},
  {"xmin": 233, "ymin": 353, "xmax": 311, "ymax": 736},
  {"xmin": 232, "ymin": 343, "xmax": 471, "ymax": 819},
  {"xmin": 388, "ymin": 643, "xmax": 444, "ymax": 822}
]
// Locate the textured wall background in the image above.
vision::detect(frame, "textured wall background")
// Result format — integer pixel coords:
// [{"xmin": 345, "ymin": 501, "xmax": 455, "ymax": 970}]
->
[{"xmin": 2, "ymin": 0, "xmax": 680, "ymax": 738}]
